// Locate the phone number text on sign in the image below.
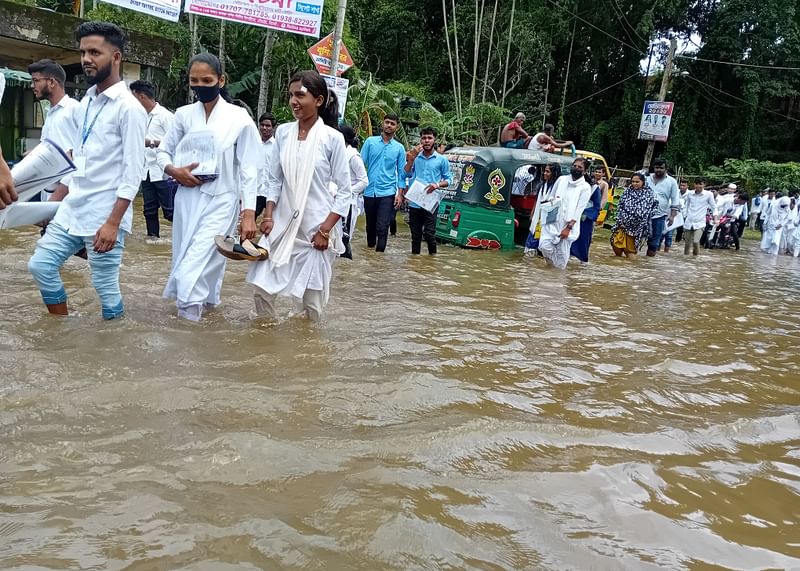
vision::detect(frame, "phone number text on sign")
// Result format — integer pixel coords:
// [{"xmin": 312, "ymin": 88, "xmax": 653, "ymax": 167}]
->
[{"xmin": 185, "ymin": 0, "xmax": 323, "ymax": 37}]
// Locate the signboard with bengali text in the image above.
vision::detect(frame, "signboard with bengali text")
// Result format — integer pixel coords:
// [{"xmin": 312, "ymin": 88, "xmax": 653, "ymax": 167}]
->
[
  {"xmin": 184, "ymin": 0, "xmax": 324, "ymax": 38},
  {"xmin": 308, "ymin": 33, "xmax": 353, "ymax": 75},
  {"xmin": 102, "ymin": 0, "xmax": 181, "ymax": 22},
  {"xmin": 638, "ymin": 100, "xmax": 674, "ymax": 142},
  {"xmin": 322, "ymin": 74, "xmax": 348, "ymax": 122}
]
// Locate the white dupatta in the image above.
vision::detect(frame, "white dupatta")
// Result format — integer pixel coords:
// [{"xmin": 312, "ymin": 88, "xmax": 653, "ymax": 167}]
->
[{"xmin": 268, "ymin": 118, "xmax": 324, "ymax": 267}]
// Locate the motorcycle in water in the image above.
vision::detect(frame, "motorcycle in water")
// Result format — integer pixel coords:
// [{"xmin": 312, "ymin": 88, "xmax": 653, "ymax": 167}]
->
[{"xmin": 706, "ymin": 214, "xmax": 738, "ymax": 250}]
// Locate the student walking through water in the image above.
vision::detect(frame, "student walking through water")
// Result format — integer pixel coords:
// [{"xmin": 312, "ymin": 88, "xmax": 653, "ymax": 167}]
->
[
  {"xmin": 27, "ymin": 22, "xmax": 146, "ymax": 319},
  {"xmin": 157, "ymin": 53, "xmax": 260, "ymax": 321},
  {"xmin": 246, "ymin": 71, "xmax": 352, "ymax": 321}
]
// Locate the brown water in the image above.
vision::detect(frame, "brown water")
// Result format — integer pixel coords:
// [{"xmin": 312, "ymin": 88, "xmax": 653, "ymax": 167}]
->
[{"xmin": 1, "ymin": 216, "xmax": 799, "ymax": 570}]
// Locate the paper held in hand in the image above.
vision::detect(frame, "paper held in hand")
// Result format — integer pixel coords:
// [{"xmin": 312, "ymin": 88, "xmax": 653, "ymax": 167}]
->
[
  {"xmin": 664, "ymin": 212, "xmax": 684, "ymax": 234},
  {"xmin": 174, "ymin": 130, "xmax": 217, "ymax": 177},
  {"xmin": 11, "ymin": 139, "xmax": 75, "ymax": 203},
  {"xmin": 404, "ymin": 180, "xmax": 442, "ymax": 214},
  {"xmin": 0, "ymin": 202, "xmax": 60, "ymax": 230}
]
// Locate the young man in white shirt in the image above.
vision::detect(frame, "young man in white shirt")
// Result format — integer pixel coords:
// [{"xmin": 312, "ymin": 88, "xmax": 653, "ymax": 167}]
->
[
  {"xmin": 682, "ymin": 177, "xmax": 716, "ymax": 256},
  {"xmin": 28, "ymin": 59, "xmax": 81, "ymax": 202},
  {"xmin": 256, "ymin": 112, "xmax": 276, "ymax": 219},
  {"xmin": 645, "ymin": 157, "xmax": 680, "ymax": 256},
  {"xmin": 27, "ymin": 21, "xmax": 147, "ymax": 319},
  {"xmin": 130, "ymin": 80, "xmax": 174, "ymax": 240}
]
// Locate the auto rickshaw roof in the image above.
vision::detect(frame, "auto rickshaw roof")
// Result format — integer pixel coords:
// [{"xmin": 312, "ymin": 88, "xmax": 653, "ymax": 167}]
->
[{"xmin": 446, "ymin": 146, "xmax": 578, "ymax": 169}]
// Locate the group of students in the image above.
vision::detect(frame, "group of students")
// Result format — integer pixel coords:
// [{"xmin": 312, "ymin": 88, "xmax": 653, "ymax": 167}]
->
[
  {"xmin": 754, "ymin": 189, "xmax": 800, "ymax": 257},
  {"xmin": 0, "ymin": 21, "xmax": 463, "ymax": 323},
  {"xmin": 0, "ymin": 21, "xmax": 362, "ymax": 322},
  {"xmin": 522, "ymin": 156, "xmax": 782, "ymax": 268}
]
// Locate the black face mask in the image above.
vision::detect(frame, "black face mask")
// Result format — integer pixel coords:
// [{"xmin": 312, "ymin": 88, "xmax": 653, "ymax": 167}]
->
[
  {"xmin": 570, "ymin": 168, "xmax": 582, "ymax": 179},
  {"xmin": 192, "ymin": 84, "xmax": 221, "ymax": 103}
]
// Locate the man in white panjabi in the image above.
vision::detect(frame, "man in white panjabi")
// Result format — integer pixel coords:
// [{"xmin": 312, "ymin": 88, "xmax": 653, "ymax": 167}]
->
[
  {"xmin": 246, "ymin": 71, "xmax": 352, "ymax": 322},
  {"xmin": 157, "ymin": 53, "xmax": 260, "ymax": 322},
  {"xmin": 537, "ymin": 157, "xmax": 592, "ymax": 269}
]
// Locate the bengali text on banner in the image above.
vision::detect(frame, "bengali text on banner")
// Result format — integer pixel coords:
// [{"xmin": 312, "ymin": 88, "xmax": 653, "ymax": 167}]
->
[
  {"xmin": 184, "ymin": 0, "xmax": 324, "ymax": 38},
  {"xmin": 101, "ymin": 0, "xmax": 181, "ymax": 22}
]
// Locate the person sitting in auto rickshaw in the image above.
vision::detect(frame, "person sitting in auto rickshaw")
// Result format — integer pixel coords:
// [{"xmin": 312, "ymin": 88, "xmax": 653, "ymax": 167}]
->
[{"xmin": 500, "ymin": 112, "xmax": 531, "ymax": 149}]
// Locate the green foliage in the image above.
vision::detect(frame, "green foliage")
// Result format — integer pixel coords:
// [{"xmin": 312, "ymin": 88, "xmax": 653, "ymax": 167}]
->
[{"xmin": 705, "ymin": 159, "xmax": 800, "ymax": 193}]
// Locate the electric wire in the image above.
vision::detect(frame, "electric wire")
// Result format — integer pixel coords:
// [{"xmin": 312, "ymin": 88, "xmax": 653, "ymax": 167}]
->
[
  {"xmin": 549, "ymin": 71, "xmax": 641, "ymax": 114},
  {"xmin": 684, "ymin": 74, "xmax": 800, "ymax": 122}
]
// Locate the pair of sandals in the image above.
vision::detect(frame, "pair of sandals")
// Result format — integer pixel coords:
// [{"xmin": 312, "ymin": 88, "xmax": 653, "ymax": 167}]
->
[{"xmin": 214, "ymin": 235, "xmax": 269, "ymax": 261}]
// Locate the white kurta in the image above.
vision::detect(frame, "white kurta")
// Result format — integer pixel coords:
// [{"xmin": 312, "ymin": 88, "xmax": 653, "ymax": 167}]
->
[
  {"xmin": 538, "ymin": 174, "xmax": 592, "ymax": 269},
  {"xmin": 247, "ymin": 122, "xmax": 352, "ymax": 304},
  {"xmin": 761, "ymin": 197, "xmax": 791, "ymax": 256},
  {"xmin": 157, "ymin": 99, "xmax": 260, "ymax": 307}
]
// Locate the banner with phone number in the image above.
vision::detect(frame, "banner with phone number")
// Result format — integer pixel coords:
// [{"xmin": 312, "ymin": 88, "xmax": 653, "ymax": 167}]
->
[{"xmin": 184, "ymin": 0, "xmax": 324, "ymax": 38}]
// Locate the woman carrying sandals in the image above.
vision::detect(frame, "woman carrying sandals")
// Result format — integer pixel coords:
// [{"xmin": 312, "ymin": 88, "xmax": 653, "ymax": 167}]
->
[
  {"xmin": 246, "ymin": 71, "xmax": 352, "ymax": 321},
  {"xmin": 157, "ymin": 53, "xmax": 261, "ymax": 322}
]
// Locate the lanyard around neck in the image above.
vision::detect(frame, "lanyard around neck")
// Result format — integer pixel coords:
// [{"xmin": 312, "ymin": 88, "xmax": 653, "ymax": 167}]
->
[{"xmin": 81, "ymin": 97, "xmax": 108, "ymax": 149}]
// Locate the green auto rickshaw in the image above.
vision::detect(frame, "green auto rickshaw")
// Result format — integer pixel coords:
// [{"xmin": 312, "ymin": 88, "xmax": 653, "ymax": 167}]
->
[{"xmin": 435, "ymin": 147, "xmax": 577, "ymax": 250}]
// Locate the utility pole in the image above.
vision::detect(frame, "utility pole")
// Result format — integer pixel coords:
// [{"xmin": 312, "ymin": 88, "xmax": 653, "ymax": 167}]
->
[
  {"xmin": 642, "ymin": 36, "xmax": 677, "ymax": 170},
  {"xmin": 330, "ymin": 0, "xmax": 347, "ymax": 77}
]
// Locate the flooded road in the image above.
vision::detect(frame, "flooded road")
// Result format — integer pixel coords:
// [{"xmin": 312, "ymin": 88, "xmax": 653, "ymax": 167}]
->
[{"xmin": 1, "ymin": 214, "xmax": 799, "ymax": 570}]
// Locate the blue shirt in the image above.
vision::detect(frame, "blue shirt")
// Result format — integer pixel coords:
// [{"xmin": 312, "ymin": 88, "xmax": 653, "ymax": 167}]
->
[
  {"xmin": 646, "ymin": 173, "xmax": 680, "ymax": 218},
  {"xmin": 360, "ymin": 135, "xmax": 406, "ymax": 198},
  {"xmin": 404, "ymin": 151, "xmax": 452, "ymax": 209}
]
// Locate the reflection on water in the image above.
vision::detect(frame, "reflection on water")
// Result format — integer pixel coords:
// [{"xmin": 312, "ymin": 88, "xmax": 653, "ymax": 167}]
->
[{"xmin": 1, "ymin": 215, "xmax": 799, "ymax": 570}]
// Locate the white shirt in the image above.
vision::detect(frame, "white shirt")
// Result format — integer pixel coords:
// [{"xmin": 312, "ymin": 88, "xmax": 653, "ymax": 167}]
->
[
  {"xmin": 257, "ymin": 137, "xmax": 276, "ymax": 197},
  {"xmin": 683, "ymin": 190, "xmax": 716, "ymax": 230},
  {"xmin": 345, "ymin": 145, "xmax": 368, "ymax": 196},
  {"xmin": 0, "ymin": 74, "xmax": 5, "ymax": 104},
  {"xmin": 52, "ymin": 80, "xmax": 147, "ymax": 236},
  {"xmin": 40, "ymin": 94, "xmax": 80, "ymax": 189},
  {"xmin": 144, "ymin": 103, "xmax": 174, "ymax": 181},
  {"xmin": 157, "ymin": 99, "xmax": 260, "ymax": 211},
  {"xmin": 41, "ymin": 94, "xmax": 80, "ymax": 152}
]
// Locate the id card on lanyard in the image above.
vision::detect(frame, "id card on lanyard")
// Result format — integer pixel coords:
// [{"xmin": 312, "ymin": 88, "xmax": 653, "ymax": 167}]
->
[{"xmin": 74, "ymin": 96, "xmax": 108, "ymax": 178}]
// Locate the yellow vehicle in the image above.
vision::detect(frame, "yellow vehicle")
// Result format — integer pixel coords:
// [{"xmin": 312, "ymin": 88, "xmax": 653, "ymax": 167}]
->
[{"xmin": 548, "ymin": 148, "xmax": 614, "ymax": 225}]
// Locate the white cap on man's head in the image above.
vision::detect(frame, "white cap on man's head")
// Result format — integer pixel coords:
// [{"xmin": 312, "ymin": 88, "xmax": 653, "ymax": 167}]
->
[
  {"xmin": 728, "ymin": 183, "xmax": 737, "ymax": 190},
  {"xmin": 515, "ymin": 112, "xmax": 526, "ymax": 121}
]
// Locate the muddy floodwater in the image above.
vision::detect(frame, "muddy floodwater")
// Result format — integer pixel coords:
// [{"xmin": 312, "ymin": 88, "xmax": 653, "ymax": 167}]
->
[{"xmin": 1, "ymin": 214, "xmax": 799, "ymax": 570}]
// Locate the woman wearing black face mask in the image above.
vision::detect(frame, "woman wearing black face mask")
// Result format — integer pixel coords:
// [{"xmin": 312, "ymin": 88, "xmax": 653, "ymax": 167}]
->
[{"xmin": 156, "ymin": 52, "xmax": 261, "ymax": 321}]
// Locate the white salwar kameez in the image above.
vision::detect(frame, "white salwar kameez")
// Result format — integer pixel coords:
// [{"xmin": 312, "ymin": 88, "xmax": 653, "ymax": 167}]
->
[
  {"xmin": 157, "ymin": 99, "xmax": 260, "ymax": 320},
  {"xmin": 246, "ymin": 120, "xmax": 352, "ymax": 320},
  {"xmin": 538, "ymin": 174, "xmax": 592, "ymax": 269},
  {"xmin": 761, "ymin": 196, "xmax": 791, "ymax": 256}
]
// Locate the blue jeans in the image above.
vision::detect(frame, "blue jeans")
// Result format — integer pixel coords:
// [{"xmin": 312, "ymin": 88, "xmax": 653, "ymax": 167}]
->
[
  {"xmin": 660, "ymin": 229, "xmax": 674, "ymax": 249},
  {"xmin": 28, "ymin": 222, "xmax": 126, "ymax": 319},
  {"xmin": 648, "ymin": 216, "xmax": 667, "ymax": 253}
]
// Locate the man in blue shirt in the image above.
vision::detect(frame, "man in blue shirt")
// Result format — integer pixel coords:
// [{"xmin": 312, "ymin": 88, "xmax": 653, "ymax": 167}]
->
[
  {"xmin": 646, "ymin": 157, "xmax": 681, "ymax": 257},
  {"xmin": 360, "ymin": 113, "xmax": 406, "ymax": 252},
  {"xmin": 403, "ymin": 127, "xmax": 452, "ymax": 255}
]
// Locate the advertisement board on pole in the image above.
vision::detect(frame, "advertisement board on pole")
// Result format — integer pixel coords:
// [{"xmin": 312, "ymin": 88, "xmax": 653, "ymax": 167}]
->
[
  {"xmin": 638, "ymin": 100, "xmax": 674, "ymax": 142},
  {"xmin": 322, "ymin": 74, "xmax": 348, "ymax": 122},
  {"xmin": 184, "ymin": 0, "xmax": 325, "ymax": 38},
  {"xmin": 308, "ymin": 33, "xmax": 354, "ymax": 75},
  {"xmin": 101, "ymin": 0, "xmax": 181, "ymax": 21}
]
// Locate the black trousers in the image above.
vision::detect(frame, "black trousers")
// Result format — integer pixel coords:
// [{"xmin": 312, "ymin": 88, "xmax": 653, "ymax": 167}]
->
[
  {"xmin": 363, "ymin": 195, "xmax": 395, "ymax": 252},
  {"xmin": 736, "ymin": 218, "xmax": 746, "ymax": 238},
  {"xmin": 408, "ymin": 206, "xmax": 437, "ymax": 254},
  {"xmin": 141, "ymin": 175, "xmax": 174, "ymax": 238},
  {"xmin": 675, "ymin": 226, "xmax": 684, "ymax": 243}
]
